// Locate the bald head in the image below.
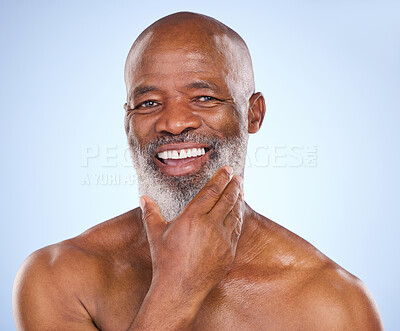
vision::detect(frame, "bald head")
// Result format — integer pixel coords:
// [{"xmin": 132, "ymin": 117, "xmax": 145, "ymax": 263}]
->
[{"xmin": 124, "ymin": 12, "xmax": 255, "ymax": 104}]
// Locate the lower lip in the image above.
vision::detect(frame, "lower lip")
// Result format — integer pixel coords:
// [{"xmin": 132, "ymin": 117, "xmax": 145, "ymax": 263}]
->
[{"xmin": 155, "ymin": 151, "xmax": 211, "ymax": 176}]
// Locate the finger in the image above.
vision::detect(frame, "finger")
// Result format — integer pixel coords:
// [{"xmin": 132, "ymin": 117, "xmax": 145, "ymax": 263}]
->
[
  {"xmin": 229, "ymin": 192, "xmax": 244, "ymax": 246},
  {"xmin": 223, "ymin": 188, "xmax": 243, "ymax": 229},
  {"xmin": 231, "ymin": 218, "xmax": 242, "ymax": 248},
  {"xmin": 185, "ymin": 166, "xmax": 234, "ymax": 214},
  {"xmin": 140, "ymin": 196, "xmax": 167, "ymax": 242},
  {"xmin": 209, "ymin": 175, "xmax": 242, "ymax": 222}
]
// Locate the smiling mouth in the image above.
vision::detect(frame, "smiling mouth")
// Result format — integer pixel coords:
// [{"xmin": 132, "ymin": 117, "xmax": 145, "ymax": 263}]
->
[
  {"xmin": 156, "ymin": 147, "xmax": 210, "ymax": 165},
  {"xmin": 154, "ymin": 144, "xmax": 212, "ymax": 176}
]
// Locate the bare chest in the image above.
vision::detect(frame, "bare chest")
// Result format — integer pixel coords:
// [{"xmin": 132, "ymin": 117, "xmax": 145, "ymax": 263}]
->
[{"xmin": 89, "ymin": 270, "xmax": 306, "ymax": 331}]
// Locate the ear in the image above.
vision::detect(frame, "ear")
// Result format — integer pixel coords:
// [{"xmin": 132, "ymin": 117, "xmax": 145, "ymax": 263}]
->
[{"xmin": 247, "ymin": 92, "xmax": 266, "ymax": 134}]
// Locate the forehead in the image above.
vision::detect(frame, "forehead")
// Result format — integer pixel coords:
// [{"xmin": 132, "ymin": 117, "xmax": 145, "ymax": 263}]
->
[
  {"xmin": 125, "ymin": 32, "xmax": 234, "ymax": 92},
  {"xmin": 139, "ymin": 51, "xmax": 225, "ymax": 83}
]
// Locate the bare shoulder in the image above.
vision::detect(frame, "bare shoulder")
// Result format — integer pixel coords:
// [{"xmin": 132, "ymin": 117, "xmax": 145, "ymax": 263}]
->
[
  {"xmin": 299, "ymin": 263, "xmax": 384, "ymax": 330},
  {"xmin": 13, "ymin": 238, "xmax": 101, "ymax": 329},
  {"xmin": 12, "ymin": 208, "xmax": 144, "ymax": 330},
  {"xmin": 243, "ymin": 210, "xmax": 384, "ymax": 330}
]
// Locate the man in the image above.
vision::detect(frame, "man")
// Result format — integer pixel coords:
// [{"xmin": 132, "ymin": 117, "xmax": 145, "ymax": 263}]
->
[{"xmin": 13, "ymin": 12, "xmax": 383, "ymax": 330}]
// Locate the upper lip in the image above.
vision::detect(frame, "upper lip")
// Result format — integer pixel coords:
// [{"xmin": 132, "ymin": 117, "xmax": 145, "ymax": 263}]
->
[{"xmin": 154, "ymin": 143, "xmax": 210, "ymax": 157}]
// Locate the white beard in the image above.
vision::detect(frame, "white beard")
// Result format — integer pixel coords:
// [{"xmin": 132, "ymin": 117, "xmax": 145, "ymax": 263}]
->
[{"xmin": 128, "ymin": 129, "xmax": 248, "ymax": 222}]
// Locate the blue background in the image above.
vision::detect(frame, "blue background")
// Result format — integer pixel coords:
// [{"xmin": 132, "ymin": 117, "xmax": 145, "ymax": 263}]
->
[{"xmin": 1, "ymin": 1, "xmax": 399, "ymax": 329}]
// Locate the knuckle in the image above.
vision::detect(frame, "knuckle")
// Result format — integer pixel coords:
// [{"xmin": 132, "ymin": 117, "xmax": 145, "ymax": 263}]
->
[
  {"xmin": 232, "ymin": 220, "xmax": 242, "ymax": 235},
  {"xmin": 234, "ymin": 225, "xmax": 241, "ymax": 236},
  {"xmin": 225, "ymin": 210, "xmax": 243, "ymax": 230},
  {"xmin": 232, "ymin": 175, "xmax": 243, "ymax": 187},
  {"xmin": 223, "ymin": 191, "xmax": 237, "ymax": 205},
  {"xmin": 221, "ymin": 169, "xmax": 232, "ymax": 181},
  {"xmin": 214, "ymin": 170, "xmax": 231, "ymax": 186},
  {"xmin": 233, "ymin": 210, "xmax": 242, "ymax": 221},
  {"xmin": 206, "ymin": 183, "xmax": 222, "ymax": 199},
  {"xmin": 236, "ymin": 200, "xmax": 244, "ymax": 215}
]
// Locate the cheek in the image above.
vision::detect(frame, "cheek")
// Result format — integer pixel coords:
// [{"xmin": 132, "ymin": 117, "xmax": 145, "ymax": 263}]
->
[
  {"xmin": 126, "ymin": 114, "xmax": 153, "ymax": 147},
  {"xmin": 203, "ymin": 107, "xmax": 242, "ymax": 138}
]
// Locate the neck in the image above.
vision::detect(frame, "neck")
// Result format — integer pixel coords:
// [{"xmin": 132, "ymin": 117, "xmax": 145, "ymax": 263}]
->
[{"xmin": 231, "ymin": 202, "xmax": 272, "ymax": 266}]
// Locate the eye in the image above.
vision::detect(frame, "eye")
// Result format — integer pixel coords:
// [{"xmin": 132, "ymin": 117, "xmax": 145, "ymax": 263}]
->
[
  {"xmin": 136, "ymin": 100, "xmax": 159, "ymax": 109},
  {"xmin": 197, "ymin": 96, "xmax": 215, "ymax": 102}
]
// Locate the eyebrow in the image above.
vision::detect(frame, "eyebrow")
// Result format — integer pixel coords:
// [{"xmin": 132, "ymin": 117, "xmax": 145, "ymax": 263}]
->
[{"xmin": 132, "ymin": 85, "xmax": 160, "ymax": 99}]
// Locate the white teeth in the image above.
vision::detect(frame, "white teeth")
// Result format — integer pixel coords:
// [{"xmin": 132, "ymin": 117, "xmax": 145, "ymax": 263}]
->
[{"xmin": 157, "ymin": 147, "xmax": 207, "ymax": 160}]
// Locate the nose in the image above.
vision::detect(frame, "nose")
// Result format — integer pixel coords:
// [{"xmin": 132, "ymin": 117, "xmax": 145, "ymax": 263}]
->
[{"xmin": 154, "ymin": 99, "xmax": 202, "ymax": 135}]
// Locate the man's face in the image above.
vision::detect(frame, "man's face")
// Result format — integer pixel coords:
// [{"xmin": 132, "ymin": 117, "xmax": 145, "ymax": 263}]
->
[{"xmin": 124, "ymin": 36, "xmax": 249, "ymax": 221}]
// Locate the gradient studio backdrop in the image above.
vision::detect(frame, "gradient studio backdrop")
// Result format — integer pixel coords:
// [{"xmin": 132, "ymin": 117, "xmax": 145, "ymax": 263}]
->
[{"xmin": 1, "ymin": 1, "xmax": 399, "ymax": 329}]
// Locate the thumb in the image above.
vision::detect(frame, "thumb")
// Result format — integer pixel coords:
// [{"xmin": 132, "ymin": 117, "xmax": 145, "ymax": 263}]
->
[{"xmin": 140, "ymin": 196, "xmax": 167, "ymax": 241}]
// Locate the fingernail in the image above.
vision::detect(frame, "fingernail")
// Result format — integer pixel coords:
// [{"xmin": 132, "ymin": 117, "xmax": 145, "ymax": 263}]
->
[
  {"xmin": 226, "ymin": 166, "xmax": 233, "ymax": 175},
  {"xmin": 139, "ymin": 197, "xmax": 145, "ymax": 211}
]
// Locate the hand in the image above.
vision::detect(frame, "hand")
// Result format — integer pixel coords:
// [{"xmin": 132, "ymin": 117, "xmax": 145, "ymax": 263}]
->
[{"xmin": 140, "ymin": 166, "xmax": 244, "ymax": 299}]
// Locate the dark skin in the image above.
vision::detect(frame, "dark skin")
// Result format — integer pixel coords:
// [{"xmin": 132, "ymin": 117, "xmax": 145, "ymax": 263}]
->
[{"xmin": 13, "ymin": 12, "xmax": 383, "ymax": 330}]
